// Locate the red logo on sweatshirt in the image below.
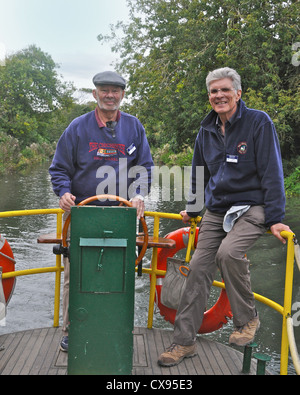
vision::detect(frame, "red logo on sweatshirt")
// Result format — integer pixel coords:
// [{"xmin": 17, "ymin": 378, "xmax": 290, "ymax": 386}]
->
[{"xmin": 89, "ymin": 142, "xmax": 125, "ymax": 156}]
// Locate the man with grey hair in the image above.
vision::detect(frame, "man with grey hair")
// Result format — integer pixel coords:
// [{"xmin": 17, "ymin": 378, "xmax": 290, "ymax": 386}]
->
[
  {"xmin": 158, "ymin": 67, "xmax": 292, "ymax": 367},
  {"xmin": 206, "ymin": 66, "xmax": 242, "ymax": 92}
]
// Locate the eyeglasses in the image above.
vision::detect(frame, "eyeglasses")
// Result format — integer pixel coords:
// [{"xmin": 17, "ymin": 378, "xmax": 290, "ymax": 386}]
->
[{"xmin": 209, "ymin": 88, "xmax": 236, "ymax": 96}]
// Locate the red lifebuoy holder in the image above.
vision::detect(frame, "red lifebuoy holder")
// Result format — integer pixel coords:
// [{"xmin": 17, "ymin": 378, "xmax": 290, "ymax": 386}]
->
[
  {"xmin": 155, "ymin": 227, "xmax": 233, "ymax": 334},
  {"xmin": 0, "ymin": 234, "xmax": 16, "ymax": 304}
]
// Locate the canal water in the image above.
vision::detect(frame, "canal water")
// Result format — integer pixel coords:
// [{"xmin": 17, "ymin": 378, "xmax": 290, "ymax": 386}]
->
[{"xmin": 0, "ymin": 162, "xmax": 299, "ymax": 374}]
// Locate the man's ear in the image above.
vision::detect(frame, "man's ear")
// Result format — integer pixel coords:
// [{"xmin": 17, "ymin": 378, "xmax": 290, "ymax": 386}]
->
[{"xmin": 236, "ymin": 89, "xmax": 242, "ymax": 102}]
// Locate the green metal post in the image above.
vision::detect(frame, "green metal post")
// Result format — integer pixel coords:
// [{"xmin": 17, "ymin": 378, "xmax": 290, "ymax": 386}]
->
[
  {"xmin": 242, "ymin": 343, "xmax": 257, "ymax": 374},
  {"xmin": 253, "ymin": 353, "xmax": 271, "ymax": 375},
  {"xmin": 68, "ymin": 206, "xmax": 137, "ymax": 375}
]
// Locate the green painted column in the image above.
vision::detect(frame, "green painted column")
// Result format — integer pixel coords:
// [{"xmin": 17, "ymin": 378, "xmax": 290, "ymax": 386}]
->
[{"xmin": 68, "ymin": 206, "xmax": 137, "ymax": 375}]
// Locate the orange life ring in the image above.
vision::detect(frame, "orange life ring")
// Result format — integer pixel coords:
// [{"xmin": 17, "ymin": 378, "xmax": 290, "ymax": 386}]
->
[
  {"xmin": 155, "ymin": 227, "xmax": 233, "ymax": 334},
  {"xmin": 0, "ymin": 234, "xmax": 16, "ymax": 304}
]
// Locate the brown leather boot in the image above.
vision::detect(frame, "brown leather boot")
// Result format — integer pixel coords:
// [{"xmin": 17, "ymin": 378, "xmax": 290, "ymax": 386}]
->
[
  {"xmin": 158, "ymin": 343, "xmax": 197, "ymax": 367},
  {"xmin": 229, "ymin": 316, "xmax": 260, "ymax": 346}
]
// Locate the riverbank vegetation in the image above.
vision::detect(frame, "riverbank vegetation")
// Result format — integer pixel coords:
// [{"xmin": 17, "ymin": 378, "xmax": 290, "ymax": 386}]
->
[
  {"xmin": 0, "ymin": 44, "xmax": 95, "ymax": 173},
  {"xmin": 0, "ymin": 0, "xmax": 299, "ymax": 194}
]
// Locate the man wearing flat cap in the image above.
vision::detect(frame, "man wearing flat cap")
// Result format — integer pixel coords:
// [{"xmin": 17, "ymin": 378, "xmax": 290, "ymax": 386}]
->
[
  {"xmin": 50, "ymin": 70, "xmax": 153, "ymax": 215},
  {"xmin": 49, "ymin": 71, "xmax": 154, "ymax": 352},
  {"xmin": 93, "ymin": 71, "xmax": 126, "ymax": 89}
]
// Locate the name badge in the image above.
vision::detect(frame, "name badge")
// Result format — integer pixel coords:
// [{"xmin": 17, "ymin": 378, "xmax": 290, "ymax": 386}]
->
[
  {"xmin": 127, "ymin": 143, "xmax": 136, "ymax": 155},
  {"xmin": 226, "ymin": 154, "xmax": 239, "ymax": 163}
]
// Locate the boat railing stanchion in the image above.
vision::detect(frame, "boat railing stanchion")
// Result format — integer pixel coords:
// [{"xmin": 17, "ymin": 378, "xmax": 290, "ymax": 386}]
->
[
  {"xmin": 253, "ymin": 353, "xmax": 272, "ymax": 375},
  {"xmin": 242, "ymin": 342, "xmax": 257, "ymax": 374}
]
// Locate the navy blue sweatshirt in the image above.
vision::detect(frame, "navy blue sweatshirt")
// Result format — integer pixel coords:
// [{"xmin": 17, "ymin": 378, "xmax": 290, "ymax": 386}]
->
[
  {"xmin": 187, "ymin": 100, "xmax": 285, "ymax": 227},
  {"xmin": 49, "ymin": 110, "xmax": 154, "ymax": 205}
]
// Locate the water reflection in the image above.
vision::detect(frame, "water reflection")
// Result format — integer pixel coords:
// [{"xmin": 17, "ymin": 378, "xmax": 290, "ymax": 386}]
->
[{"xmin": 0, "ymin": 163, "xmax": 299, "ymax": 374}]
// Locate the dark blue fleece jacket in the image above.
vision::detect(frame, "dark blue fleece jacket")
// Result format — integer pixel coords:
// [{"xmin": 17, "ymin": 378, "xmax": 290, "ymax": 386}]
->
[
  {"xmin": 187, "ymin": 99, "xmax": 285, "ymax": 227},
  {"xmin": 49, "ymin": 110, "xmax": 154, "ymax": 204}
]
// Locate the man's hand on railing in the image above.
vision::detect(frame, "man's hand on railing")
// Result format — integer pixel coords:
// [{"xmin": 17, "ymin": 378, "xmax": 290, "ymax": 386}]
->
[{"xmin": 270, "ymin": 223, "xmax": 293, "ymax": 244}]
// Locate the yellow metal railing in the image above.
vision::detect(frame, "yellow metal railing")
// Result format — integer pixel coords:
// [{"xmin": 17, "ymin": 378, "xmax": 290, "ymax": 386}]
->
[
  {"xmin": 0, "ymin": 208, "xmax": 298, "ymax": 375},
  {"xmin": 141, "ymin": 211, "xmax": 298, "ymax": 376},
  {"xmin": 0, "ymin": 208, "xmax": 64, "ymax": 327}
]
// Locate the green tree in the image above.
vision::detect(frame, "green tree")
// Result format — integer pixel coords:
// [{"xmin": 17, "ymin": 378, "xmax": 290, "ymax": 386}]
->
[
  {"xmin": 0, "ymin": 45, "xmax": 74, "ymax": 145},
  {"xmin": 98, "ymin": 0, "xmax": 299, "ymax": 159}
]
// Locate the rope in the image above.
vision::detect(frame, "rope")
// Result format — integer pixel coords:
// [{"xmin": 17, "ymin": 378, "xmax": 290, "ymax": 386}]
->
[
  {"xmin": 0, "ymin": 251, "xmax": 16, "ymax": 264},
  {"xmin": 287, "ymin": 316, "xmax": 300, "ymax": 375},
  {"xmin": 294, "ymin": 241, "xmax": 300, "ymax": 272}
]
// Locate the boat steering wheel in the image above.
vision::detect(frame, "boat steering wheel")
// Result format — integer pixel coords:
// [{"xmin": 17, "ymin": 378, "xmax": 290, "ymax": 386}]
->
[{"xmin": 61, "ymin": 194, "xmax": 149, "ymax": 266}]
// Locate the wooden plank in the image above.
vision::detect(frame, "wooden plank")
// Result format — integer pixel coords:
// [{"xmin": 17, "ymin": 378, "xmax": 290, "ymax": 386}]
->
[
  {"xmin": 188, "ymin": 346, "xmax": 206, "ymax": 375},
  {"xmin": 37, "ymin": 233, "xmax": 62, "ymax": 244},
  {"xmin": 28, "ymin": 328, "xmax": 51, "ymax": 375},
  {"xmin": 55, "ymin": 349, "xmax": 68, "ymax": 368},
  {"xmin": 208, "ymin": 338, "xmax": 232, "ymax": 375},
  {"xmin": 1, "ymin": 331, "xmax": 31, "ymax": 375},
  {"xmin": 132, "ymin": 327, "xmax": 148, "ymax": 375},
  {"xmin": 22, "ymin": 328, "xmax": 50, "ymax": 375},
  {"xmin": 11, "ymin": 328, "xmax": 44, "ymax": 375},
  {"xmin": 0, "ymin": 327, "xmax": 269, "ymax": 375},
  {"xmin": 37, "ymin": 328, "xmax": 61, "ymax": 375},
  {"xmin": 38, "ymin": 233, "xmax": 176, "ymax": 249},
  {"xmin": 183, "ymin": 355, "xmax": 198, "ymax": 375},
  {"xmin": 136, "ymin": 236, "xmax": 176, "ymax": 249},
  {"xmin": 133, "ymin": 334, "xmax": 148, "ymax": 367},
  {"xmin": 0, "ymin": 332, "xmax": 23, "ymax": 374},
  {"xmin": 215, "ymin": 341, "xmax": 243, "ymax": 374},
  {"xmin": 196, "ymin": 337, "xmax": 215, "ymax": 375},
  {"xmin": 145, "ymin": 327, "xmax": 162, "ymax": 375}
]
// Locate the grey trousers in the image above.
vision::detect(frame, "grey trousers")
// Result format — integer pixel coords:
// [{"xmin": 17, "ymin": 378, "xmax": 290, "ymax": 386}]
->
[
  {"xmin": 62, "ymin": 212, "xmax": 70, "ymax": 336},
  {"xmin": 173, "ymin": 206, "xmax": 267, "ymax": 346},
  {"xmin": 62, "ymin": 255, "xmax": 70, "ymax": 336}
]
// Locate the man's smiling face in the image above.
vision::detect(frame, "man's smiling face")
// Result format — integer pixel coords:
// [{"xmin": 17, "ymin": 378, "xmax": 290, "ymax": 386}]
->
[
  {"xmin": 93, "ymin": 85, "xmax": 125, "ymax": 112},
  {"xmin": 208, "ymin": 78, "xmax": 242, "ymax": 120}
]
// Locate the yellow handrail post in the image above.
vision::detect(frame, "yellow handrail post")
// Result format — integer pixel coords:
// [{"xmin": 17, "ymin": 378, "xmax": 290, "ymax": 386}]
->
[
  {"xmin": 145, "ymin": 213, "xmax": 201, "ymax": 329},
  {"xmin": 280, "ymin": 231, "xmax": 296, "ymax": 375},
  {"xmin": 0, "ymin": 208, "xmax": 298, "ymax": 374},
  {"xmin": 147, "ymin": 214, "xmax": 160, "ymax": 329},
  {"xmin": 0, "ymin": 208, "xmax": 64, "ymax": 328},
  {"xmin": 184, "ymin": 216, "xmax": 201, "ymax": 262}
]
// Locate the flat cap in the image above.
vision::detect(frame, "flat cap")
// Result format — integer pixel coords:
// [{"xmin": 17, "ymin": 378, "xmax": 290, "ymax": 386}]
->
[{"xmin": 93, "ymin": 71, "xmax": 126, "ymax": 89}]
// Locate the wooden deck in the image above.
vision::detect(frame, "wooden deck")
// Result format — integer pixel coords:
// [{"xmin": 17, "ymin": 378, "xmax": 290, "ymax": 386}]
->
[{"xmin": 0, "ymin": 326, "xmax": 265, "ymax": 375}]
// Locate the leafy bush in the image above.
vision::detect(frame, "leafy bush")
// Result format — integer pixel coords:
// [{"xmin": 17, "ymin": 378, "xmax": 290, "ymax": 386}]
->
[{"xmin": 285, "ymin": 167, "xmax": 300, "ymax": 196}]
